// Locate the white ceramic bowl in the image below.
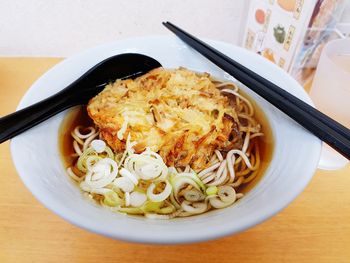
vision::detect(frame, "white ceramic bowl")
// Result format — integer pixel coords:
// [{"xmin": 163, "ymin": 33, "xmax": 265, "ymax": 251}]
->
[{"xmin": 11, "ymin": 36, "xmax": 321, "ymax": 244}]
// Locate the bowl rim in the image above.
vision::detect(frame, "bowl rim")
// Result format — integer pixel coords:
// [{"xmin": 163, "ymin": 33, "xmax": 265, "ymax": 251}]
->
[{"xmin": 10, "ymin": 35, "xmax": 322, "ymax": 244}]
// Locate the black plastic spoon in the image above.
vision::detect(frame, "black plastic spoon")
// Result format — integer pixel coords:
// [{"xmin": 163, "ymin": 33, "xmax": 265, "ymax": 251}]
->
[{"xmin": 0, "ymin": 53, "xmax": 162, "ymax": 143}]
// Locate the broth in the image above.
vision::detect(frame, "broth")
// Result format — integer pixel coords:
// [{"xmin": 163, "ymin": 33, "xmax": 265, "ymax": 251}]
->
[
  {"xmin": 237, "ymin": 90, "xmax": 274, "ymax": 193},
  {"xmin": 59, "ymin": 106, "xmax": 93, "ymax": 168}
]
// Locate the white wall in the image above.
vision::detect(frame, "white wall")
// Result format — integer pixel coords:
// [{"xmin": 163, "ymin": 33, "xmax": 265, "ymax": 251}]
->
[
  {"xmin": 0, "ymin": 0, "xmax": 349, "ymax": 57},
  {"xmin": 0, "ymin": 0, "xmax": 248, "ymax": 56}
]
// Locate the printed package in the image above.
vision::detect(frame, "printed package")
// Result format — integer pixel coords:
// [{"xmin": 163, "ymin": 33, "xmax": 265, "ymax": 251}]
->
[{"xmin": 242, "ymin": 0, "xmax": 347, "ymax": 83}]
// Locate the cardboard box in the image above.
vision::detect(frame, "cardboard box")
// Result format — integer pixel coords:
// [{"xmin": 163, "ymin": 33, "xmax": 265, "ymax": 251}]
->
[{"xmin": 242, "ymin": 0, "xmax": 347, "ymax": 83}]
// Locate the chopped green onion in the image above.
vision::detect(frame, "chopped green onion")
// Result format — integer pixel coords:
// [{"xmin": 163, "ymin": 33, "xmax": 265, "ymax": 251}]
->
[
  {"xmin": 77, "ymin": 147, "xmax": 98, "ymax": 172},
  {"xmin": 117, "ymin": 207, "xmax": 143, "ymax": 214},
  {"xmin": 141, "ymin": 201, "xmax": 163, "ymax": 213},
  {"xmin": 181, "ymin": 200, "xmax": 208, "ymax": 214},
  {"xmin": 206, "ymin": 186, "xmax": 218, "ymax": 196},
  {"xmin": 130, "ymin": 191, "xmax": 147, "ymax": 207},
  {"xmin": 103, "ymin": 191, "xmax": 122, "ymax": 207},
  {"xmin": 77, "ymin": 146, "xmax": 114, "ymax": 173},
  {"xmin": 91, "ymin": 139, "xmax": 106, "ymax": 153},
  {"xmin": 119, "ymin": 168, "xmax": 139, "ymax": 185},
  {"xmin": 113, "ymin": 177, "xmax": 134, "ymax": 192},
  {"xmin": 83, "ymin": 158, "xmax": 118, "ymax": 189},
  {"xmin": 147, "ymin": 180, "xmax": 172, "ymax": 202},
  {"xmin": 168, "ymin": 167, "xmax": 178, "ymax": 176},
  {"xmin": 171, "ymin": 176, "xmax": 202, "ymax": 203},
  {"xmin": 183, "ymin": 189, "xmax": 205, "ymax": 201},
  {"xmin": 209, "ymin": 186, "xmax": 236, "ymax": 208},
  {"xmin": 123, "ymin": 150, "xmax": 168, "ymax": 181},
  {"xmin": 172, "ymin": 172, "xmax": 206, "ymax": 192},
  {"xmin": 158, "ymin": 202, "xmax": 176, "ymax": 214},
  {"xmin": 145, "ymin": 213, "xmax": 171, "ymax": 219}
]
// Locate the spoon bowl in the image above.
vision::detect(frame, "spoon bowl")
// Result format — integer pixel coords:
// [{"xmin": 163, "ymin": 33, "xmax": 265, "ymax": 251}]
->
[{"xmin": 0, "ymin": 53, "xmax": 161, "ymax": 143}]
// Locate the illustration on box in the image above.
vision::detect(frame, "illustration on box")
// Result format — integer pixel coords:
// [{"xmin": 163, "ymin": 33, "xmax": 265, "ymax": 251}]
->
[
  {"xmin": 243, "ymin": 0, "xmax": 314, "ymax": 72},
  {"xmin": 243, "ymin": 0, "xmax": 347, "ymax": 81}
]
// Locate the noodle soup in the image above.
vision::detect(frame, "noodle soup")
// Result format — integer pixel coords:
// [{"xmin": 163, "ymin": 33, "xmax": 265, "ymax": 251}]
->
[{"xmin": 59, "ymin": 68, "xmax": 273, "ymax": 218}]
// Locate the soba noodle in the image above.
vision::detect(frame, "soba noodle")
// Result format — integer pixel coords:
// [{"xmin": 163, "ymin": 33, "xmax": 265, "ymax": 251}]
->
[{"xmin": 65, "ymin": 80, "xmax": 264, "ymax": 219}]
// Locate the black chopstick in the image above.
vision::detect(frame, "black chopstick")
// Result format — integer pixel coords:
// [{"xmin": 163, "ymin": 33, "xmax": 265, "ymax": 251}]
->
[
  {"xmin": 163, "ymin": 21, "xmax": 350, "ymax": 160},
  {"xmin": 164, "ymin": 22, "xmax": 350, "ymax": 143}
]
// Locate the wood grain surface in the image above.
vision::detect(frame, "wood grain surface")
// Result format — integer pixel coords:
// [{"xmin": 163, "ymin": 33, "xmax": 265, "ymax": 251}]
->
[{"xmin": 0, "ymin": 58, "xmax": 349, "ymax": 263}]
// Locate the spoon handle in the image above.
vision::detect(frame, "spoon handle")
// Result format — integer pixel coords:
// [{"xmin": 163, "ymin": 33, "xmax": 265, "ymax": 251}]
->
[{"xmin": 0, "ymin": 90, "xmax": 75, "ymax": 143}]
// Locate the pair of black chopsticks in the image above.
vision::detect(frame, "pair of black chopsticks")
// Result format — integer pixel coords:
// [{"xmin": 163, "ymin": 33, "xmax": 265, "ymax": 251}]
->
[{"xmin": 162, "ymin": 21, "xmax": 350, "ymax": 160}]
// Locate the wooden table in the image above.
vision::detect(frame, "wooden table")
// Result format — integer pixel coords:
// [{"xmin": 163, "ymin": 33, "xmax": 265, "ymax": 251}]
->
[{"xmin": 0, "ymin": 58, "xmax": 349, "ymax": 263}]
